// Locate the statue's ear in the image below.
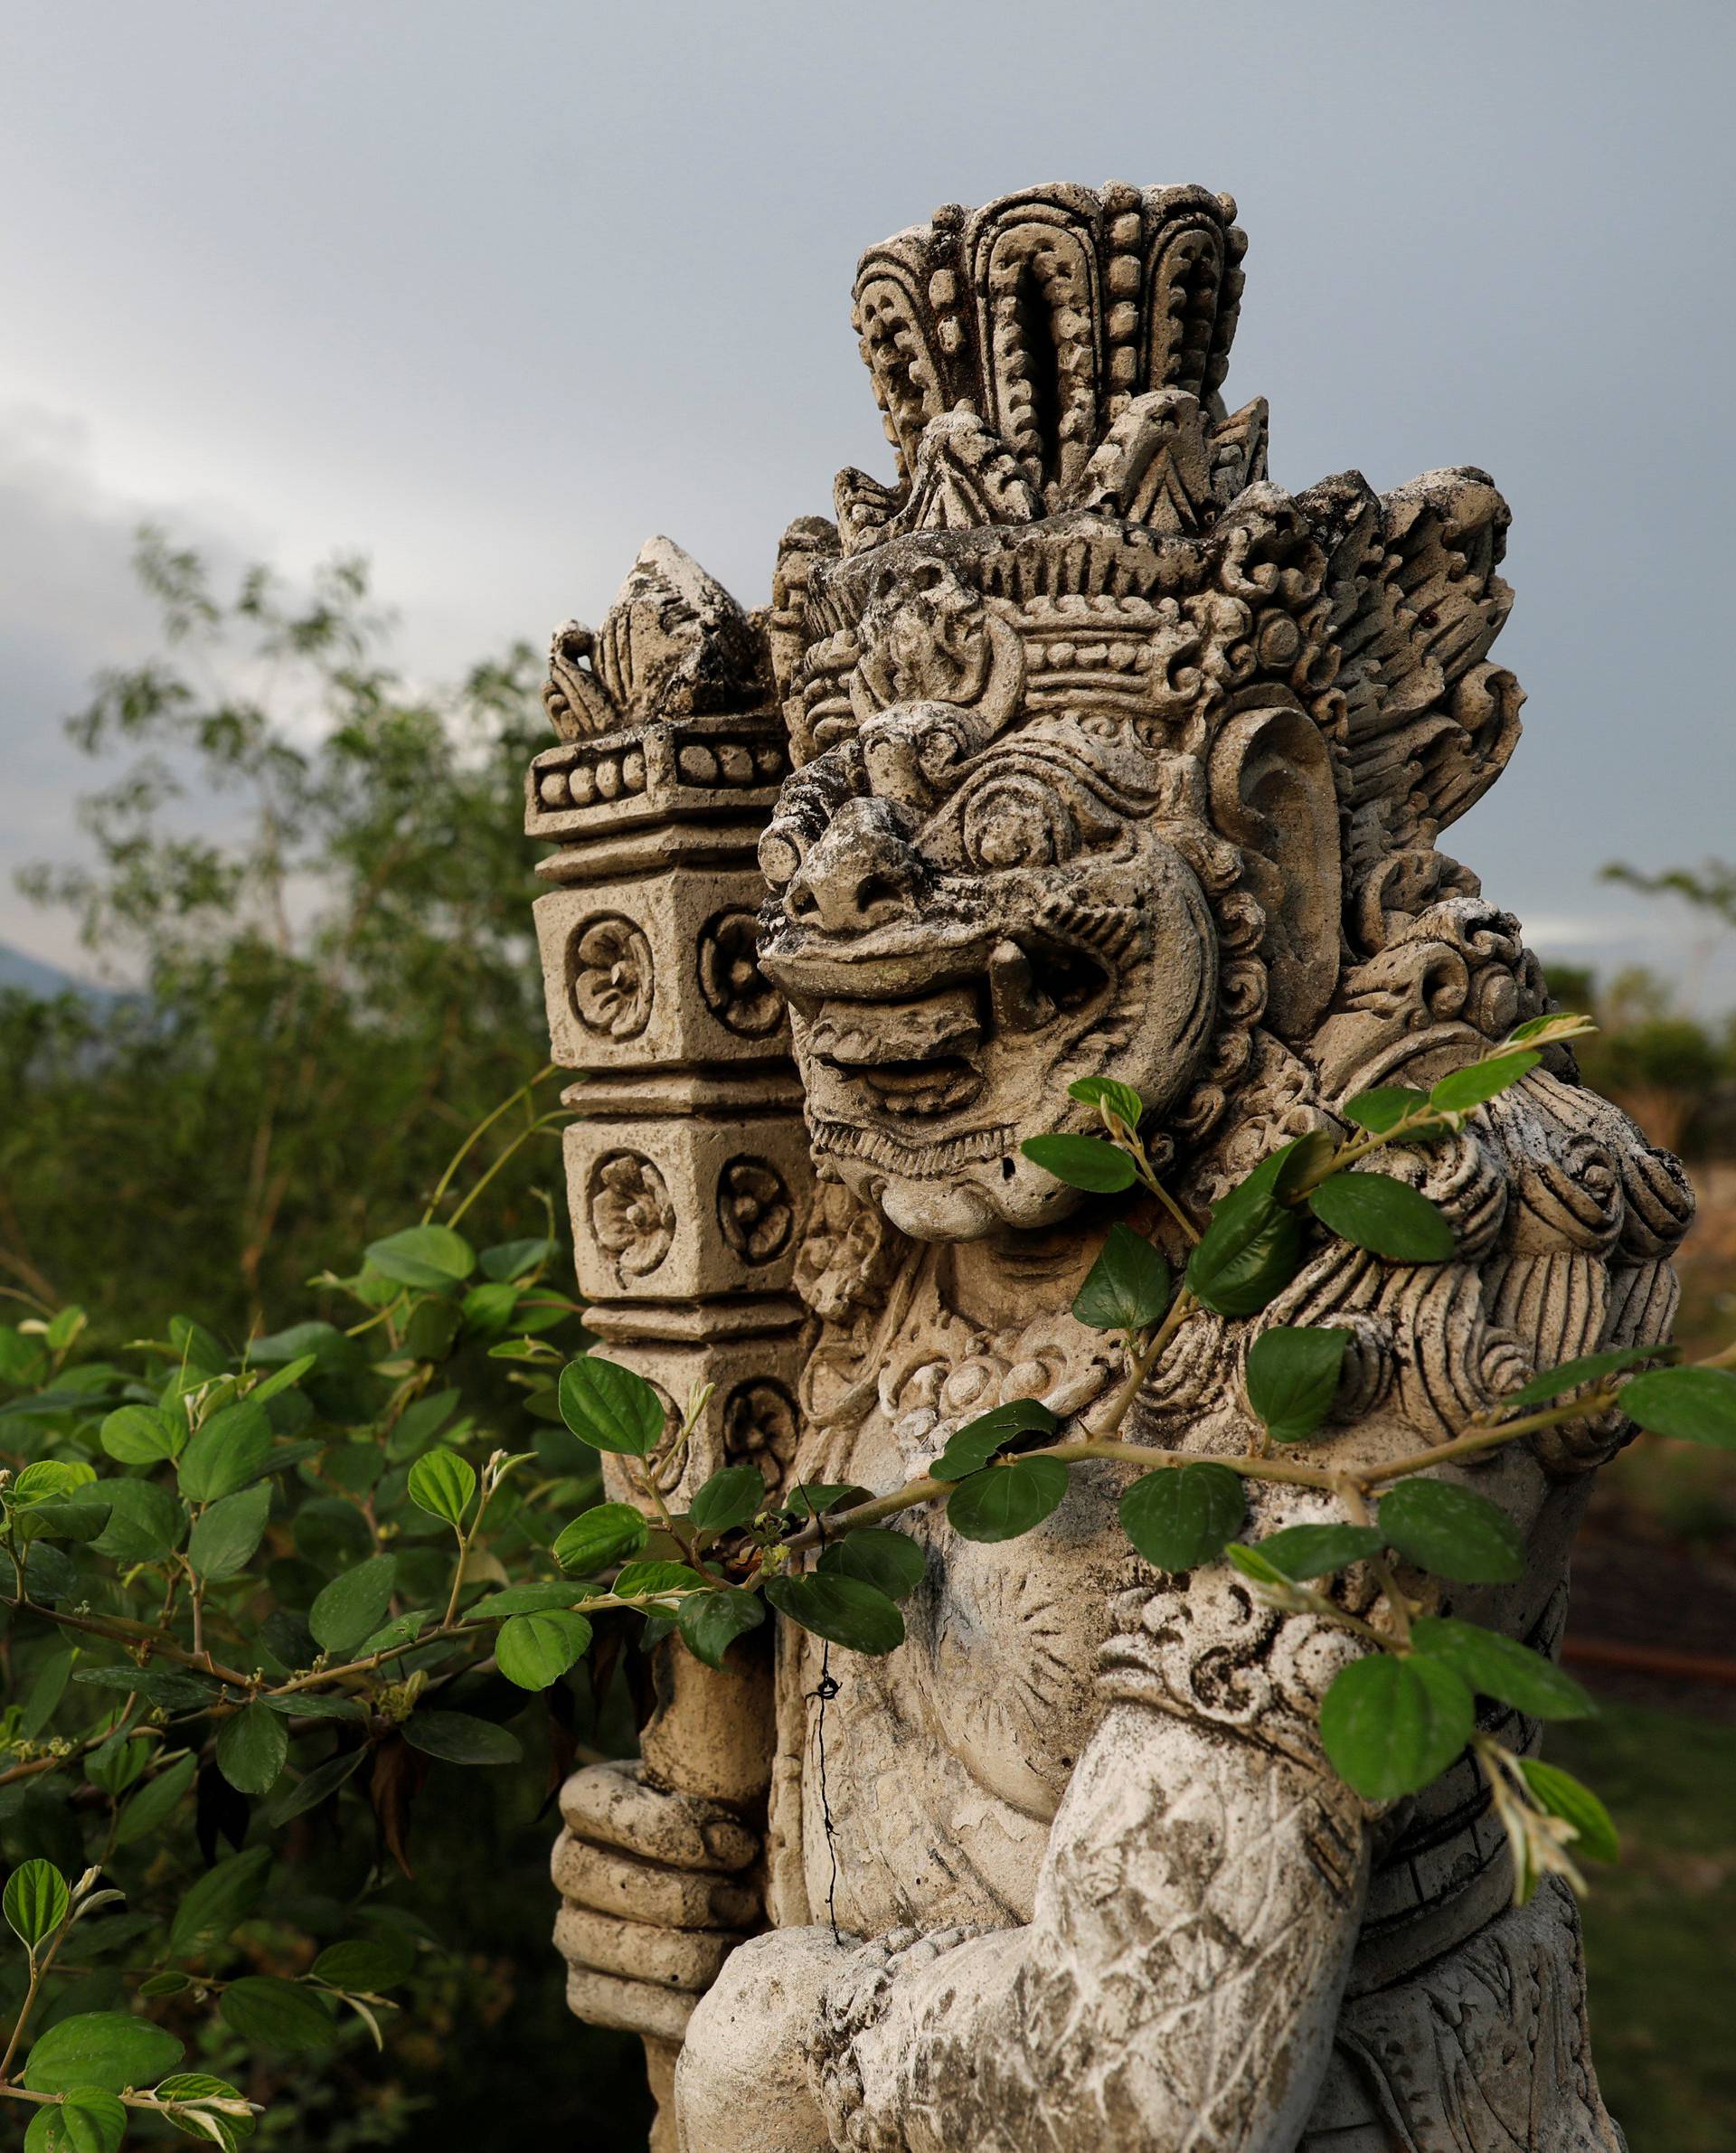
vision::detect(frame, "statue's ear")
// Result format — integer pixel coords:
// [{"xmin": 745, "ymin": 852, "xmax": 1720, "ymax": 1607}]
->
[{"xmin": 1207, "ymin": 704, "xmax": 1342, "ymax": 1041}]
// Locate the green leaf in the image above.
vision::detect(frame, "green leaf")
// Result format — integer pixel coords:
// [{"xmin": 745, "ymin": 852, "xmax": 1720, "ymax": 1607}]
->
[
  {"xmin": 1118, "ymin": 1463, "xmax": 1245, "ymax": 1571},
  {"xmin": 1320, "ymin": 1653, "xmax": 1474, "ymax": 1799},
  {"xmin": 99, "ymin": 1403, "xmax": 184, "ymax": 1464},
  {"xmin": 1071, "ymin": 1223, "xmax": 1172, "ymax": 1333},
  {"xmin": 353, "ymin": 1607, "xmax": 437, "ymax": 1663},
  {"xmin": 946, "ymin": 1456, "xmax": 1069, "ymax": 1543},
  {"xmin": 403, "ymin": 1298, "xmax": 463, "ymax": 1363},
  {"xmin": 22, "ymin": 2011, "xmax": 184, "ymax": 2095},
  {"xmin": 1250, "ymin": 1522, "xmax": 1385, "ymax": 1580},
  {"xmin": 676, "ymin": 1589, "xmax": 767, "ymax": 1670},
  {"xmin": 1186, "ymin": 1153, "xmax": 1304, "ymax": 1318},
  {"xmin": 817, "ymin": 1528, "xmax": 926, "ymax": 1601},
  {"xmin": 1429, "ymin": 1050, "xmax": 1540, "ymax": 1114},
  {"xmin": 73, "ymin": 1666, "xmax": 218, "ymax": 1712},
  {"xmin": 215, "ymin": 1703, "xmax": 289, "ymax": 1795},
  {"xmin": 86, "ymin": 1730, "xmax": 150, "ymax": 1797},
  {"xmin": 311, "ymin": 1935, "xmax": 417, "ymax": 1991},
  {"xmin": 1066, "ymin": 1075, "xmax": 1146, "ymax": 1129},
  {"xmin": 247, "ymin": 1351, "xmax": 318, "ymax": 1403},
  {"xmin": 929, "ymin": 1399, "xmax": 1059, "ymax": 1482},
  {"xmin": 308, "ymin": 1554, "xmax": 399, "ymax": 1654},
  {"xmin": 613, "ymin": 1560, "xmax": 706, "ymax": 1599},
  {"xmin": 406, "ymin": 1450, "xmax": 476, "ymax": 1531},
  {"xmin": 688, "ymin": 1464, "xmax": 766, "ymax": 1536},
  {"xmin": 114, "ymin": 1753, "xmax": 197, "ymax": 1848},
  {"xmin": 265, "ymin": 1747, "xmax": 367, "ymax": 1825},
  {"xmin": 556, "ymin": 1356, "xmax": 666, "ymax": 1457},
  {"xmin": 779, "ymin": 1483, "xmax": 871, "ymax": 1521},
  {"xmin": 1621, "ymin": 1365, "xmax": 1736, "ymax": 1449},
  {"xmin": 1272, "ymin": 1129, "xmax": 1340, "ymax": 1198},
  {"xmin": 1340, "ymin": 1085, "xmax": 1431, "ymax": 1134},
  {"xmin": 188, "ymin": 1482, "xmax": 271, "ymax": 1581},
  {"xmin": 92, "ymin": 1478, "xmax": 186, "ymax": 1565},
  {"xmin": 551, "ymin": 1506, "xmax": 655, "ymax": 1575},
  {"xmin": 470, "ymin": 1582, "xmax": 598, "ymax": 1618},
  {"xmin": 1018, "ymin": 1133, "xmax": 1137, "ymax": 1193},
  {"xmin": 259, "ymin": 1694, "xmax": 365, "ymax": 1723},
  {"xmin": 12, "ymin": 1460, "xmax": 94, "ymax": 1505},
  {"xmin": 1500, "ymin": 1343, "xmax": 1676, "ymax": 1412},
  {"xmin": 480, "ymin": 1237, "xmax": 556, "ymax": 1282},
  {"xmin": 5, "ymin": 1858, "xmax": 69, "ymax": 1951},
  {"xmin": 763, "ymin": 1571, "xmax": 905, "ymax": 1656},
  {"xmin": 24, "ymin": 2087, "xmax": 127, "ymax": 2153},
  {"xmin": 220, "ymin": 1973, "xmax": 337, "ymax": 2052},
  {"xmin": 1506, "ymin": 1010, "xmax": 1591, "ymax": 1046},
  {"xmin": 495, "ymin": 1610, "xmax": 593, "ymax": 1691},
  {"xmin": 1410, "ymin": 1616, "xmax": 1595, "ymax": 1719},
  {"xmin": 177, "ymin": 1400, "xmax": 272, "ymax": 1503},
  {"xmin": 18, "ymin": 1487, "xmax": 112, "ymax": 1546},
  {"xmin": 364, "ymin": 1224, "xmax": 476, "ymax": 1289},
  {"xmin": 1307, "ymin": 1172, "xmax": 1456, "ymax": 1262},
  {"xmin": 385, "ymin": 1386, "xmax": 460, "ymax": 1462},
  {"xmin": 1245, "ymin": 1326, "xmax": 1350, "ymax": 1442},
  {"xmin": 18, "ymin": 1645, "xmax": 73, "ymax": 1740},
  {"xmin": 1519, "ymin": 1758, "xmax": 1618, "ymax": 1862},
  {"xmin": 168, "ymin": 1846, "xmax": 271, "ymax": 1959},
  {"xmin": 151, "ymin": 2073, "xmax": 251, "ymax": 2150},
  {"xmin": 401, "ymin": 1711, "xmax": 523, "ymax": 1766},
  {"xmin": 1223, "ymin": 1541, "xmax": 1291, "ymax": 1587},
  {"xmin": 1379, "ymin": 1478, "xmax": 1525, "ymax": 1583},
  {"xmin": 461, "ymin": 1280, "xmax": 521, "ymax": 1338}
]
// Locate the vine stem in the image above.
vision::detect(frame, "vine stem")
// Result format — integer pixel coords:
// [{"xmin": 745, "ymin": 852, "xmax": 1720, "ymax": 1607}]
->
[
  {"xmin": 772, "ymin": 1384, "xmax": 1630, "ymax": 1560},
  {"xmin": 420, "ymin": 1062, "xmax": 556, "ymax": 1223},
  {"xmin": 442, "ymin": 1113, "xmax": 569, "ymax": 1230},
  {"xmin": 0, "ymin": 1893, "xmax": 77, "ymax": 2086}
]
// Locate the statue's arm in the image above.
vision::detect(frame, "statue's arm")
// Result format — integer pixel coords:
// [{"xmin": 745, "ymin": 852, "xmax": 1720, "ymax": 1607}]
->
[
  {"xmin": 822, "ymin": 1706, "xmax": 1365, "ymax": 2150},
  {"xmin": 678, "ymin": 1582, "xmax": 1370, "ymax": 2153}
]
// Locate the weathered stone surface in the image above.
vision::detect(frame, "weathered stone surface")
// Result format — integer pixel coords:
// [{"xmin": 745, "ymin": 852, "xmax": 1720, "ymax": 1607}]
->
[{"xmin": 532, "ymin": 182, "xmax": 1685, "ymax": 2150}]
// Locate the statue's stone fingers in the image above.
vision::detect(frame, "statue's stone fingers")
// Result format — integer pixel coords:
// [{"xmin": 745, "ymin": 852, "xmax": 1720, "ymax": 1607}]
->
[
  {"xmin": 557, "ymin": 1758, "xmax": 759, "ymax": 1873},
  {"xmin": 551, "ymin": 1829, "xmax": 760, "ymax": 1930},
  {"xmin": 553, "ymin": 1902, "xmax": 747, "ymax": 1990},
  {"xmin": 563, "ymin": 1965, "xmax": 696, "ymax": 2044}
]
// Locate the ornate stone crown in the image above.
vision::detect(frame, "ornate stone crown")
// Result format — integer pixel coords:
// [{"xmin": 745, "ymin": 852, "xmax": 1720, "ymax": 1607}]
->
[{"xmin": 763, "ymin": 183, "xmax": 1521, "ymax": 915}]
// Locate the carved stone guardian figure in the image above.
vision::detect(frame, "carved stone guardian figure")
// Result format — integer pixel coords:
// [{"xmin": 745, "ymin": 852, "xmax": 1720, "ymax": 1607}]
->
[{"xmin": 528, "ymin": 184, "xmax": 1690, "ymax": 2151}]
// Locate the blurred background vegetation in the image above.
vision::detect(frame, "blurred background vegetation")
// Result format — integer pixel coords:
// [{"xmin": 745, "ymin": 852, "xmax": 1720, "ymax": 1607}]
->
[{"xmin": 3, "ymin": 534, "xmax": 1733, "ymax": 2147}]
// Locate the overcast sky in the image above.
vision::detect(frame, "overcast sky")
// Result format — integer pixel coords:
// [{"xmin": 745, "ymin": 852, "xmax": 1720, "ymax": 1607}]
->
[{"xmin": 2, "ymin": 0, "xmax": 1732, "ymax": 999}]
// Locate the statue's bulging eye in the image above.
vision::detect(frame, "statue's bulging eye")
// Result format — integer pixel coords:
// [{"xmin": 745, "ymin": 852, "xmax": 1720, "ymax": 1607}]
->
[
  {"xmin": 759, "ymin": 823, "xmax": 804, "ymax": 891},
  {"xmin": 962, "ymin": 781, "xmax": 1078, "ymax": 872}
]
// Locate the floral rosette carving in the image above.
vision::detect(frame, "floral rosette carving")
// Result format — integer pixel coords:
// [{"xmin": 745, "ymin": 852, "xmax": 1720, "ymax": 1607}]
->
[
  {"xmin": 717, "ymin": 1157, "xmax": 795, "ymax": 1263},
  {"xmin": 698, "ymin": 911, "xmax": 783, "ymax": 1037},
  {"xmin": 722, "ymin": 1378, "xmax": 800, "ymax": 1490},
  {"xmin": 567, "ymin": 914, "xmax": 655, "ymax": 1040},
  {"xmin": 589, "ymin": 1151, "xmax": 676, "ymax": 1280}
]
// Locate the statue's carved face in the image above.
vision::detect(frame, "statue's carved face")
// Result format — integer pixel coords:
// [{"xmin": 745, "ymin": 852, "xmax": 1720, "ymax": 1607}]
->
[{"xmin": 758, "ymin": 652, "xmax": 1222, "ymax": 1239}]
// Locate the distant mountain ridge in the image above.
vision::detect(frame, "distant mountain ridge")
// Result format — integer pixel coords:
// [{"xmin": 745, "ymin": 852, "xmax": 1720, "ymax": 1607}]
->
[{"xmin": 0, "ymin": 942, "xmax": 107, "ymax": 999}]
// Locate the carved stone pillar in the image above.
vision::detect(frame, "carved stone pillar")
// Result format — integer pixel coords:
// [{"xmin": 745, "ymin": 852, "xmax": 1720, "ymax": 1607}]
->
[
  {"xmin": 526, "ymin": 560, "xmax": 808, "ymax": 2147},
  {"xmin": 527, "ymin": 705, "xmax": 808, "ymax": 1504}
]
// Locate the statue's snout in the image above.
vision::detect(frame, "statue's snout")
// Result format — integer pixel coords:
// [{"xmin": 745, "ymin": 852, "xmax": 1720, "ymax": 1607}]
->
[{"xmin": 782, "ymin": 798, "xmax": 926, "ymax": 934}]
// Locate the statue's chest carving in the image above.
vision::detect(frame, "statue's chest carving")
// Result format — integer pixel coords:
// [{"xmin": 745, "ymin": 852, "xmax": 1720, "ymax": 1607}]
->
[
  {"xmin": 797, "ymin": 1485, "xmax": 1117, "ymax": 1936},
  {"xmin": 810, "ymin": 1407, "xmax": 1117, "ymax": 1860}
]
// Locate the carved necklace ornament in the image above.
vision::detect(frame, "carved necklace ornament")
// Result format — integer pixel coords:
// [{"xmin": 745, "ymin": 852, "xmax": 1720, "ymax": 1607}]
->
[{"xmin": 537, "ymin": 181, "xmax": 1691, "ymax": 2153}]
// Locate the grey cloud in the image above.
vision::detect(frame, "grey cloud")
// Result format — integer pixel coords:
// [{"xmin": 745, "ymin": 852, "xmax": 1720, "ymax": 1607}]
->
[{"xmin": 0, "ymin": 0, "xmax": 1731, "ymax": 999}]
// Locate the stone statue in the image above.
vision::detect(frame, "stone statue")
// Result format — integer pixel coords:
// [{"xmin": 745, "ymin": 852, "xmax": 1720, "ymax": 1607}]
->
[{"xmin": 526, "ymin": 184, "xmax": 1692, "ymax": 2152}]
